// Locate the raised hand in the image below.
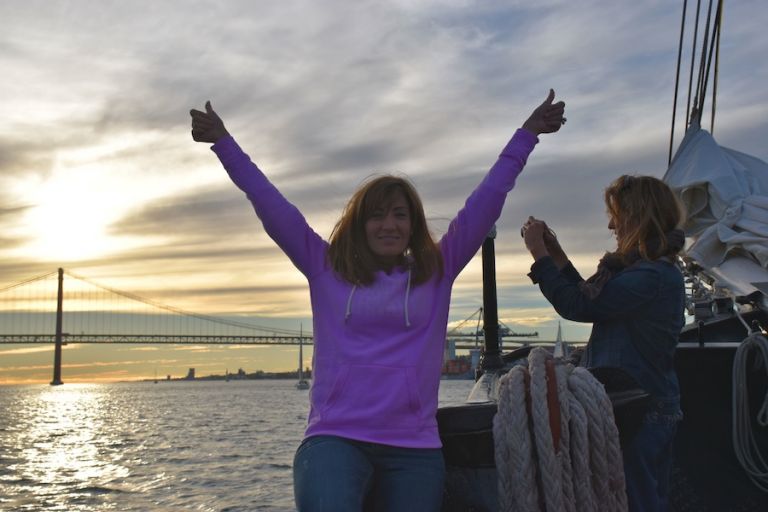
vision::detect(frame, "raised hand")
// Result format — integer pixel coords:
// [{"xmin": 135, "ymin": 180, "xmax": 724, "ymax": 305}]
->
[
  {"xmin": 543, "ymin": 226, "xmax": 568, "ymax": 268},
  {"xmin": 521, "ymin": 216, "xmax": 549, "ymax": 256},
  {"xmin": 522, "ymin": 216, "xmax": 569, "ymax": 267},
  {"xmin": 190, "ymin": 101, "xmax": 229, "ymax": 143},
  {"xmin": 522, "ymin": 89, "xmax": 566, "ymax": 135}
]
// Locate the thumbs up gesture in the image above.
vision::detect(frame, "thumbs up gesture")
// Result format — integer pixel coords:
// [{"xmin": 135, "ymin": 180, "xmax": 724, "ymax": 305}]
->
[
  {"xmin": 190, "ymin": 101, "xmax": 230, "ymax": 143},
  {"xmin": 522, "ymin": 89, "xmax": 566, "ymax": 135}
]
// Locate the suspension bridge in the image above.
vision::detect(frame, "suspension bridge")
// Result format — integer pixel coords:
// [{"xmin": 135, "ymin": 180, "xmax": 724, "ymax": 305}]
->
[{"xmin": 0, "ymin": 269, "xmax": 541, "ymax": 385}]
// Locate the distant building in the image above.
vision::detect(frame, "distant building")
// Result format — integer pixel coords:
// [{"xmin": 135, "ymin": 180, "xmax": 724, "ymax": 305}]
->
[
  {"xmin": 227, "ymin": 368, "xmax": 246, "ymax": 380},
  {"xmin": 442, "ymin": 356, "xmax": 471, "ymax": 377},
  {"xmin": 444, "ymin": 339, "xmax": 456, "ymax": 361},
  {"xmin": 185, "ymin": 368, "xmax": 195, "ymax": 380}
]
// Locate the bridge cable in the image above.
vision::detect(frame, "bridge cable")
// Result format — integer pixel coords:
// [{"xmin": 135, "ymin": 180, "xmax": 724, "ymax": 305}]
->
[
  {"xmin": 0, "ymin": 270, "xmax": 58, "ymax": 294},
  {"xmin": 62, "ymin": 269, "xmax": 308, "ymax": 336}
]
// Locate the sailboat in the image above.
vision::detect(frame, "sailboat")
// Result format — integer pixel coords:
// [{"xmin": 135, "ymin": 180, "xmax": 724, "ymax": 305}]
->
[
  {"xmin": 553, "ymin": 321, "xmax": 564, "ymax": 359},
  {"xmin": 437, "ymin": 1, "xmax": 768, "ymax": 510},
  {"xmin": 296, "ymin": 326, "xmax": 310, "ymax": 390}
]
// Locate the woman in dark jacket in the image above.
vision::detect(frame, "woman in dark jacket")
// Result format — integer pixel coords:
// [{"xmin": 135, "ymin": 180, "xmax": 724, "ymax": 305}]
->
[{"xmin": 522, "ymin": 174, "xmax": 686, "ymax": 512}]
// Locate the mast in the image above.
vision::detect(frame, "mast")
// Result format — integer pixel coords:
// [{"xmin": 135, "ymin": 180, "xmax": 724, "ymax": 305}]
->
[
  {"xmin": 296, "ymin": 324, "xmax": 309, "ymax": 389},
  {"xmin": 477, "ymin": 227, "xmax": 503, "ymax": 377},
  {"xmin": 298, "ymin": 324, "xmax": 304, "ymax": 380}
]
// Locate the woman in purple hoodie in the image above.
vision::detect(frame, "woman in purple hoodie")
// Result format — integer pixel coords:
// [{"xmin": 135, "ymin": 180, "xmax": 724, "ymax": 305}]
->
[{"xmin": 190, "ymin": 92, "xmax": 565, "ymax": 512}]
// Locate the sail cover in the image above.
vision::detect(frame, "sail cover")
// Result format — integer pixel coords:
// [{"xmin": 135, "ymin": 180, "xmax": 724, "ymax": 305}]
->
[{"xmin": 664, "ymin": 120, "xmax": 768, "ymax": 270}]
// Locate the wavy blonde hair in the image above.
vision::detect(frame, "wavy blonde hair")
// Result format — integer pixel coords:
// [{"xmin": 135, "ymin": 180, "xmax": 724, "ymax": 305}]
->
[
  {"xmin": 605, "ymin": 174, "xmax": 685, "ymax": 260},
  {"xmin": 328, "ymin": 175, "xmax": 443, "ymax": 285}
]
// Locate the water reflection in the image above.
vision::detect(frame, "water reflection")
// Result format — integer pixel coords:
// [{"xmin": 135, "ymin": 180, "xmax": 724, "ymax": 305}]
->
[
  {"xmin": 2, "ymin": 384, "xmax": 130, "ymax": 510},
  {"xmin": 1, "ymin": 380, "xmax": 475, "ymax": 511}
]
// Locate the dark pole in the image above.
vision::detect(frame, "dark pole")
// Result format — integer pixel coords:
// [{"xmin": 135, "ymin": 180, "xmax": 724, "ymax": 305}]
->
[
  {"xmin": 478, "ymin": 227, "xmax": 503, "ymax": 378},
  {"xmin": 50, "ymin": 268, "xmax": 64, "ymax": 386}
]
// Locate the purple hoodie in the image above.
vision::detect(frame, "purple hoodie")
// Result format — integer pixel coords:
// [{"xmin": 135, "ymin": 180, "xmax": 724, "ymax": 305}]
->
[{"xmin": 212, "ymin": 129, "xmax": 537, "ymax": 448}]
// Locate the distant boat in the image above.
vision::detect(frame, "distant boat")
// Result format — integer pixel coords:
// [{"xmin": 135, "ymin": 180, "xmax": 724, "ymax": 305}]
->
[{"xmin": 296, "ymin": 326, "xmax": 310, "ymax": 390}]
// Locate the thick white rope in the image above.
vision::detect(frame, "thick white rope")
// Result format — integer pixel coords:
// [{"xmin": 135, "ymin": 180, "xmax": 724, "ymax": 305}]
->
[
  {"xmin": 565, "ymin": 384, "xmax": 596, "ymax": 512},
  {"xmin": 554, "ymin": 361, "xmax": 577, "ymax": 512},
  {"xmin": 569, "ymin": 367, "xmax": 627, "ymax": 511},
  {"xmin": 494, "ymin": 366, "xmax": 540, "ymax": 511},
  {"xmin": 494, "ymin": 347, "xmax": 627, "ymax": 511},
  {"xmin": 528, "ymin": 348, "xmax": 565, "ymax": 512},
  {"xmin": 567, "ymin": 368, "xmax": 611, "ymax": 507},
  {"xmin": 732, "ymin": 332, "xmax": 768, "ymax": 492}
]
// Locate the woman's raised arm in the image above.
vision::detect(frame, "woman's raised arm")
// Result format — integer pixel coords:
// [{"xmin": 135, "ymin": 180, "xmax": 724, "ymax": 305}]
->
[{"xmin": 190, "ymin": 101, "xmax": 327, "ymax": 278}]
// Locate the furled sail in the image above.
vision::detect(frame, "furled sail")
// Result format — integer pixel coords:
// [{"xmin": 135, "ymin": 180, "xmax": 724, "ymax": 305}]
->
[{"xmin": 664, "ymin": 120, "xmax": 768, "ymax": 275}]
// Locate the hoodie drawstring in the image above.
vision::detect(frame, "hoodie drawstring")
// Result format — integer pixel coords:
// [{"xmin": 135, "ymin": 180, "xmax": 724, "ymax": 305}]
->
[
  {"xmin": 404, "ymin": 268, "xmax": 412, "ymax": 327},
  {"xmin": 345, "ymin": 284, "xmax": 357, "ymax": 322}
]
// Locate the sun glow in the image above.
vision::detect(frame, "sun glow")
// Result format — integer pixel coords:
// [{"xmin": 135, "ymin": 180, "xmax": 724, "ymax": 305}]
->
[
  {"xmin": 24, "ymin": 184, "xmax": 121, "ymax": 261},
  {"xmin": 11, "ymin": 136, "xmax": 173, "ymax": 262}
]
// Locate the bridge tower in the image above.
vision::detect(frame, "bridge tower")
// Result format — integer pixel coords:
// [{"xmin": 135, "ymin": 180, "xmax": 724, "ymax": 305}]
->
[{"xmin": 50, "ymin": 268, "xmax": 64, "ymax": 386}]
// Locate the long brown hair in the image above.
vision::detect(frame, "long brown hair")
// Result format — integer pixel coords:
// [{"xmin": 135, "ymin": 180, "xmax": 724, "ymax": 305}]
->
[
  {"xmin": 604, "ymin": 174, "xmax": 685, "ymax": 260},
  {"xmin": 328, "ymin": 175, "xmax": 443, "ymax": 285}
]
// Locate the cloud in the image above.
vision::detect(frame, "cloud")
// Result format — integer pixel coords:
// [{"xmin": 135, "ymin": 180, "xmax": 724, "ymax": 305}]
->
[
  {"xmin": 0, "ymin": 346, "xmax": 52, "ymax": 356},
  {"xmin": 0, "ymin": 205, "xmax": 33, "ymax": 250},
  {"xmin": 109, "ymin": 186, "xmax": 255, "ymax": 239},
  {"xmin": 171, "ymin": 345, "xmax": 217, "ymax": 352},
  {"xmin": 0, "ymin": 205, "xmax": 29, "ymax": 219},
  {"xmin": 0, "ymin": 138, "xmax": 57, "ymax": 179},
  {"xmin": 1, "ymin": 0, "xmax": 766, "ymax": 375}
]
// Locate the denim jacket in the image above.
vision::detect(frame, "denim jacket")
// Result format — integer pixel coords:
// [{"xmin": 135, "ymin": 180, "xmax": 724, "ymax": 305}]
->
[{"xmin": 529, "ymin": 256, "xmax": 685, "ymax": 416}]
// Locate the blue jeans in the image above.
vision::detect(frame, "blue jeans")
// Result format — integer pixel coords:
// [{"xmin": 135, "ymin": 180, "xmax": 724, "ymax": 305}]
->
[
  {"xmin": 622, "ymin": 409, "xmax": 681, "ymax": 512},
  {"xmin": 293, "ymin": 435, "xmax": 445, "ymax": 512}
]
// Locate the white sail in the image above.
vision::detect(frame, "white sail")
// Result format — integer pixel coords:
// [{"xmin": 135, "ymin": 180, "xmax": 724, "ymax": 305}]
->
[{"xmin": 664, "ymin": 120, "xmax": 768, "ymax": 272}]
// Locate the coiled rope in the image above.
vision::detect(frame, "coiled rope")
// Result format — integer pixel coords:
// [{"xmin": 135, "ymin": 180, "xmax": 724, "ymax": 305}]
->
[
  {"xmin": 494, "ymin": 347, "xmax": 627, "ymax": 511},
  {"xmin": 732, "ymin": 332, "xmax": 768, "ymax": 492}
]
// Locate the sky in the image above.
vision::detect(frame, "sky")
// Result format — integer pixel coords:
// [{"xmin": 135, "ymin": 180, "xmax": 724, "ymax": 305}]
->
[{"xmin": 1, "ymin": 0, "xmax": 767, "ymax": 384}]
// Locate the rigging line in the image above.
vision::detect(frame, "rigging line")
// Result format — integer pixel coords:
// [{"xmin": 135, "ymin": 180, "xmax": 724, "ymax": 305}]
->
[
  {"xmin": 698, "ymin": 0, "xmax": 722, "ymax": 125},
  {"xmin": 669, "ymin": 0, "xmax": 689, "ymax": 166},
  {"xmin": 62, "ymin": 269, "xmax": 307, "ymax": 336},
  {"xmin": 0, "ymin": 270, "xmax": 58, "ymax": 294},
  {"xmin": 686, "ymin": 0, "xmax": 703, "ymax": 127},
  {"xmin": 711, "ymin": 0, "xmax": 722, "ymax": 133},
  {"xmin": 695, "ymin": 0, "xmax": 715, "ymax": 120}
]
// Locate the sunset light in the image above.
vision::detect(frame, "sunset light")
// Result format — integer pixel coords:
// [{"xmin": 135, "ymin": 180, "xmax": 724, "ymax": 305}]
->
[
  {"xmin": 1, "ymin": 1, "xmax": 766, "ymax": 387},
  {"xmin": 2, "ymin": 2, "xmax": 767, "ymax": 511}
]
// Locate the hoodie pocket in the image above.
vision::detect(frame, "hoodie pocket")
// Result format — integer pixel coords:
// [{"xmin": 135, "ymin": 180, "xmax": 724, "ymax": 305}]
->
[{"xmin": 321, "ymin": 364, "xmax": 423, "ymax": 429}]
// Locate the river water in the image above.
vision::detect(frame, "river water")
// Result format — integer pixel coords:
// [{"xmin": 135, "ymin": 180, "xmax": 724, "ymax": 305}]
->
[{"xmin": 0, "ymin": 379, "xmax": 474, "ymax": 511}]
